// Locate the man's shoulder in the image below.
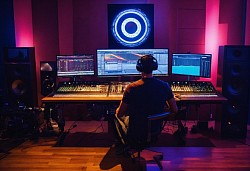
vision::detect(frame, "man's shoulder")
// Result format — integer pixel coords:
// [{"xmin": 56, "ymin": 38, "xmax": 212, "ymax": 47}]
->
[
  {"xmin": 153, "ymin": 78, "xmax": 169, "ymax": 85},
  {"xmin": 128, "ymin": 79, "xmax": 143, "ymax": 87}
]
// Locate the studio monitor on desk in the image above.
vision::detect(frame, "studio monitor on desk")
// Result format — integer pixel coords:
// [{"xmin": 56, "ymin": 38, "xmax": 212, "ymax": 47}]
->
[
  {"xmin": 3, "ymin": 47, "xmax": 37, "ymax": 107},
  {"xmin": 40, "ymin": 61, "xmax": 56, "ymax": 96},
  {"xmin": 221, "ymin": 45, "xmax": 250, "ymax": 138}
]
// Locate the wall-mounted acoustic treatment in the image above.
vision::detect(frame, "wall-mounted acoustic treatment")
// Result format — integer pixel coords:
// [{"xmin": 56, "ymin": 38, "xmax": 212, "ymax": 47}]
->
[{"xmin": 108, "ymin": 4, "xmax": 154, "ymax": 48}]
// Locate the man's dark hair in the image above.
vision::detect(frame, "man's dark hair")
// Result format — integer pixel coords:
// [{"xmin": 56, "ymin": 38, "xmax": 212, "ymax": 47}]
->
[{"xmin": 136, "ymin": 54, "xmax": 158, "ymax": 74}]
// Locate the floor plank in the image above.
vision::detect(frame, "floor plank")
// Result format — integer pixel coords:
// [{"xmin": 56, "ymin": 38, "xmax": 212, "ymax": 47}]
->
[{"xmin": 1, "ymin": 121, "xmax": 250, "ymax": 171}]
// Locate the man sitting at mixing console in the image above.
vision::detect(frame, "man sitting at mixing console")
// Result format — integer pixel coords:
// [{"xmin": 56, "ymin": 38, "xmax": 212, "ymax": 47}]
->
[{"xmin": 113, "ymin": 54, "xmax": 178, "ymax": 153}]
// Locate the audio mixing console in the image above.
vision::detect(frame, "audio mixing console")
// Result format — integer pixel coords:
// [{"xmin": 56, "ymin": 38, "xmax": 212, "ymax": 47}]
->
[
  {"xmin": 108, "ymin": 82, "xmax": 130, "ymax": 97},
  {"xmin": 53, "ymin": 81, "xmax": 218, "ymax": 98},
  {"xmin": 169, "ymin": 81, "xmax": 218, "ymax": 97},
  {"xmin": 53, "ymin": 81, "xmax": 130, "ymax": 97},
  {"xmin": 54, "ymin": 81, "xmax": 109, "ymax": 97}
]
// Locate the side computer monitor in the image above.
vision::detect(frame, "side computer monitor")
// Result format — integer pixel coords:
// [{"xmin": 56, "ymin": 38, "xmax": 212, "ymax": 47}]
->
[
  {"xmin": 172, "ymin": 53, "xmax": 212, "ymax": 78},
  {"xmin": 97, "ymin": 49, "xmax": 168, "ymax": 76},
  {"xmin": 56, "ymin": 54, "xmax": 94, "ymax": 77}
]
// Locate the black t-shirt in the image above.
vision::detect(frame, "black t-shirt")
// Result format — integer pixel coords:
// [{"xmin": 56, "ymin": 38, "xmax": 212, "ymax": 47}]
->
[{"xmin": 122, "ymin": 77, "xmax": 174, "ymax": 142}]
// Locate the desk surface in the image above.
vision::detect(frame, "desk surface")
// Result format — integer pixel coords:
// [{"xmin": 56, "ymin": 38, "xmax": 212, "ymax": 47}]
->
[
  {"xmin": 41, "ymin": 96, "xmax": 121, "ymax": 102},
  {"xmin": 41, "ymin": 94, "xmax": 227, "ymax": 103}
]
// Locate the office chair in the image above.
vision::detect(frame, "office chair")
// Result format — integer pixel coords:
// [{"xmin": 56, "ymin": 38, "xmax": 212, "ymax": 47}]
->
[{"xmin": 128, "ymin": 112, "xmax": 171, "ymax": 170}]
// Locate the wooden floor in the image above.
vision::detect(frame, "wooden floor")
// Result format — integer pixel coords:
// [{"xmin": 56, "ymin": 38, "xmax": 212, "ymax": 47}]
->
[{"xmin": 1, "ymin": 121, "xmax": 250, "ymax": 171}]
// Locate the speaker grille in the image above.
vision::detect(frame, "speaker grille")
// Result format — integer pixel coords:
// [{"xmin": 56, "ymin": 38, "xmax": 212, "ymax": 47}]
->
[
  {"xmin": 40, "ymin": 61, "xmax": 56, "ymax": 96},
  {"xmin": 221, "ymin": 45, "xmax": 250, "ymax": 138},
  {"xmin": 4, "ymin": 47, "xmax": 37, "ymax": 107}
]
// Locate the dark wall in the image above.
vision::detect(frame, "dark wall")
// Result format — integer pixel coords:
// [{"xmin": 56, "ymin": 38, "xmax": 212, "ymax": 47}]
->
[
  {"xmin": 219, "ymin": 0, "xmax": 245, "ymax": 44},
  {"xmin": 176, "ymin": 0, "xmax": 206, "ymax": 53},
  {"xmin": 32, "ymin": 0, "xmax": 60, "ymax": 102},
  {"xmin": 34, "ymin": 0, "xmax": 207, "ymax": 93},
  {"xmin": 1, "ymin": 0, "xmax": 249, "ymax": 107},
  {"xmin": 32, "ymin": 0, "xmax": 59, "ymax": 61},
  {"xmin": 0, "ymin": 0, "xmax": 16, "ymax": 103}
]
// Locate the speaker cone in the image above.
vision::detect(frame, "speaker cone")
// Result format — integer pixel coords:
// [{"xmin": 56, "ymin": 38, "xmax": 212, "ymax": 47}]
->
[
  {"xmin": 42, "ymin": 76, "xmax": 55, "ymax": 96},
  {"xmin": 226, "ymin": 77, "xmax": 242, "ymax": 96},
  {"xmin": 11, "ymin": 79, "xmax": 27, "ymax": 96}
]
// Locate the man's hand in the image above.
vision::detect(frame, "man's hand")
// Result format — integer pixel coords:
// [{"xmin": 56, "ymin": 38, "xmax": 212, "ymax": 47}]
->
[{"xmin": 174, "ymin": 93, "xmax": 181, "ymax": 101}]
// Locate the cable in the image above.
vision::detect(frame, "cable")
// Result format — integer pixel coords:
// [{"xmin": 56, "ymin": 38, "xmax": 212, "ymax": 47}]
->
[
  {"xmin": 89, "ymin": 120, "xmax": 105, "ymax": 134},
  {"xmin": 66, "ymin": 121, "xmax": 78, "ymax": 132},
  {"xmin": 55, "ymin": 121, "xmax": 77, "ymax": 146}
]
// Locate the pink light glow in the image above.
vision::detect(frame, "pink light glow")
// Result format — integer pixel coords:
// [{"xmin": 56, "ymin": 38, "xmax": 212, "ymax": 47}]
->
[
  {"xmin": 245, "ymin": 0, "xmax": 250, "ymax": 45},
  {"xmin": 13, "ymin": 0, "xmax": 33, "ymax": 47},
  {"xmin": 204, "ymin": 0, "xmax": 220, "ymax": 87}
]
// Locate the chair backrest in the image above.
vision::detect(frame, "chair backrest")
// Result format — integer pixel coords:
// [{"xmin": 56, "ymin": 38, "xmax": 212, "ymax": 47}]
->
[
  {"xmin": 147, "ymin": 112, "xmax": 171, "ymax": 143},
  {"xmin": 128, "ymin": 112, "xmax": 171, "ymax": 151}
]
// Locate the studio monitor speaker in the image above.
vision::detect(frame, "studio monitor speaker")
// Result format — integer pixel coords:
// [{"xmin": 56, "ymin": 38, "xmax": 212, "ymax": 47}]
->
[
  {"xmin": 3, "ymin": 47, "xmax": 37, "ymax": 107},
  {"xmin": 40, "ymin": 61, "xmax": 56, "ymax": 96},
  {"xmin": 221, "ymin": 45, "xmax": 250, "ymax": 138}
]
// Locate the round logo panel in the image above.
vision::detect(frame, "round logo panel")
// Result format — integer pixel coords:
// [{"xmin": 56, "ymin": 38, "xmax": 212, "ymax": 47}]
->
[{"xmin": 112, "ymin": 9, "xmax": 151, "ymax": 47}]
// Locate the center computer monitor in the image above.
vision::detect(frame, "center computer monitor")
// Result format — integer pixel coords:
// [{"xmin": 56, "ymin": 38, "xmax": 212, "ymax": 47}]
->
[
  {"xmin": 97, "ymin": 49, "xmax": 169, "ymax": 76},
  {"xmin": 172, "ymin": 53, "xmax": 212, "ymax": 78},
  {"xmin": 56, "ymin": 54, "xmax": 94, "ymax": 77}
]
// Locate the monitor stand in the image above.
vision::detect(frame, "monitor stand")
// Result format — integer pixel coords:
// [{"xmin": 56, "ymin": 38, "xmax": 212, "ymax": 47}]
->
[{"xmin": 70, "ymin": 76, "xmax": 78, "ymax": 83}]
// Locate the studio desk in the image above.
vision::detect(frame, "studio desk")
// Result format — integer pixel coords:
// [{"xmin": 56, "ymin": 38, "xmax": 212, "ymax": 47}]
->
[{"xmin": 41, "ymin": 81, "xmax": 227, "ymax": 135}]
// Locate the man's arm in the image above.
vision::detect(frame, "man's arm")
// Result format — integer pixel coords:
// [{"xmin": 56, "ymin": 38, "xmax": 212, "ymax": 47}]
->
[
  {"xmin": 115, "ymin": 101, "xmax": 129, "ymax": 118},
  {"xmin": 167, "ymin": 97, "xmax": 178, "ymax": 114}
]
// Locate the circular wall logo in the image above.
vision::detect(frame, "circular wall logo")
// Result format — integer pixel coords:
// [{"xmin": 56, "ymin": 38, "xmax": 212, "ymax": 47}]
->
[{"xmin": 112, "ymin": 9, "xmax": 151, "ymax": 47}]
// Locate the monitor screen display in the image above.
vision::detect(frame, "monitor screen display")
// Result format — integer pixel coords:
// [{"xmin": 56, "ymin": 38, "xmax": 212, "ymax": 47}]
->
[
  {"xmin": 172, "ymin": 53, "xmax": 212, "ymax": 78},
  {"xmin": 56, "ymin": 55, "xmax": 94, "ymax": 77},
  {"xmin": 97, "ymin": 49, "xmax": 168, "ymax": 76}
]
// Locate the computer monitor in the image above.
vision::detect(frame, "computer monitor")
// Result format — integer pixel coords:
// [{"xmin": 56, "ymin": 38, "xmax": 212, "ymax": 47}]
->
[
  {"xmin": 97, "ymin": 49, "xmax": 168, "ymax": 76},
  {"xmin": 56, "ymin": 55, "xmax": 94, "ymax": 77},
  {"xmin": 172, "ymin": 53, "xmax": 212, "ymax": 78}
]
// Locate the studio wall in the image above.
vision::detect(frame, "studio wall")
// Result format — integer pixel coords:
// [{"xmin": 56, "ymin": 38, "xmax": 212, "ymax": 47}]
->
[
  {"xmin": 0, "ymin": 0, "xmax": 16, "ymax": 103},
  {"xmin": 1, "ymin": 0, "xmax": 249, "ymax": 107},
  {"xmin": 31, "ymin": 0, "xmax": 207, "ymax": 105},
  {"xmin": 31, "ymin": 0, "xmax": 59, "ymax": 103}
]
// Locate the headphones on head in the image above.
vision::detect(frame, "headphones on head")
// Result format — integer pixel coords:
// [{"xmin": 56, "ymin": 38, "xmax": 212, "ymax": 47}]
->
[{"xmin": 136, "ymin": 54, "xmax": 158, "ymax": 73}]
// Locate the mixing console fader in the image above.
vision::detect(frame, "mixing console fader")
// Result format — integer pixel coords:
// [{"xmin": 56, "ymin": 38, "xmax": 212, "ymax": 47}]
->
[
  {"xmin": 54, "ymin": 81, "xmax": 109, "ymax": 97},
  {"xmin": 109, "ymin": 82, "xmax": 130, "ymax": 97},
  {"xmin": 169, "ymin": 81, "xmax": 218, "ymax": 97},
  {"xmin": 53, "ymin": 81, "xmax": 131, "ymax": 98}
]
